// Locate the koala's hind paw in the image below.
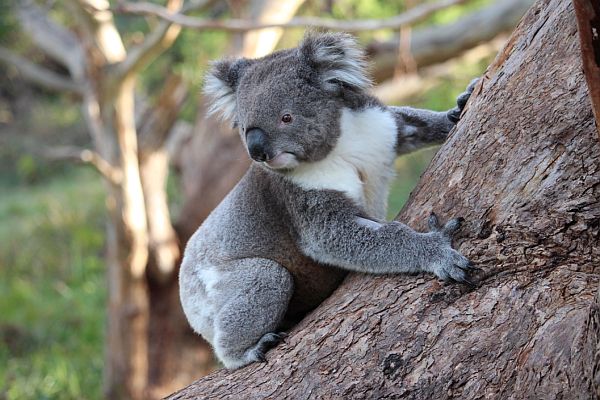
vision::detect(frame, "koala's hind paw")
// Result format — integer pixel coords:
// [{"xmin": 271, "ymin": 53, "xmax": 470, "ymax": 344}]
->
[
  {"xmin": 447, "ymin": 78, "xmax": 479, "ymax": 124},
  {"xmin": 247, "ymin": 332, "xmax": 287, "ymax": 363},
  {"xmin": 258, "ymin": 332, "xmax": 287, "ymax": 348},
  {"xmin": 427, "ymin": 213, "xmax": 474, "ymax": 285}
]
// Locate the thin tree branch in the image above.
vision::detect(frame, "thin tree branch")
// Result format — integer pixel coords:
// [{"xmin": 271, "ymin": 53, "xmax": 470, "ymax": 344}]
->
[
  {"xmin": 114, "ymin": 0, "xmax": 466, "ymax": 32},
  {"xmin": 372, "ymin": 36, "xmax": 506, "ymax": 104},
  {"xmin": 116, "ymin": 0, "xmax": 214, "ymax": 80},
  {"xmin": 43, "ymin": 146, "xmax": 123, "ymax": 185},
  {"xmin": 116, "ymin": 0, "xmax": 183, "ymax": 80},
  {"xmin": 65, "ymin": 0, "xmax": 127, "ymax": 64},
  {"xmin": 0, "ymin": 47, "xmax": 82, "ymax": 94},
  {"xmin": 116, "ymin": 18, "xmax": 178, "ymax": 78},
  {"xmin": 138, "ymin": 74, "xmax": 189, "ymax": 156},
  {"xmin": 16, "ymin": 0, "xmax": 85, "ymax": 81}
]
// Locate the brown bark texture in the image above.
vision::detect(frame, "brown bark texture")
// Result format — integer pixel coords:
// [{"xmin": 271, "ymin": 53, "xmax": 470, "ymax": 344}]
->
[{"xmin": 168, "ymin": 0, "xmax": 600, "ymax": 398}]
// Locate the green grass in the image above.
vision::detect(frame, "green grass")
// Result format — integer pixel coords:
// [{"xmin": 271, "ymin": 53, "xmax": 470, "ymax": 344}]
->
[{"xmin": 0, "ymin": 167, "xmax": 106, "ymax": 400}]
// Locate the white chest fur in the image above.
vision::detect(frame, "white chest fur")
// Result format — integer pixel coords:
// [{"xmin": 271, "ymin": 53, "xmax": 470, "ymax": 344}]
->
[{"xmin": 287, "ymin": 107, "xmax": 398, "ymax": 219}]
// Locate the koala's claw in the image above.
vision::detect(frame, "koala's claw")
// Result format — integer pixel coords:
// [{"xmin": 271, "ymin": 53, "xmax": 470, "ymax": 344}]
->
[
  {"xmin": 428, "ymin": 213, "xmax": 464, "ymax": 238},
  {"xmin": 447, "ymin": 78, "xmax": 479, "ymax": 124},
  {"xmin": 428, "ymin": 212, "xmax": 440, "ymax": 231},
  {"xmin": 443, "ymin": 217, "xmax": 464, "ymax": 235},
  {"xmin": 247, "ymin": 332, "xmax": 287, "ymax": 364},
  {"xmin": 257, "ymin": 332, "xmax": 286, "ymax": 352},
  {"xmin": 255, "ymin": 350, "xmax": 267, "ymax": 363},
  {"xmin": 450, "ymin": 274, "xmax": 476, "ymax": 287},
  {"xmin": 455, "ymin": 262, "xmax": 470, "ymax": 272},
  {"xmin": 426, "ymin": 213, "xmax": 474, "ymax": 284}
]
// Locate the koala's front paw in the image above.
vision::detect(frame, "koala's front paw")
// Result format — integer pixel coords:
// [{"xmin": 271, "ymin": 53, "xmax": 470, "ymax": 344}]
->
[
  {"xmin": 447, "ymin": 78, "xmax": 479, "ymax": 124},
  {"xmin": 426, "ymin": 213, "xmax": 473, "ymax": 284}
]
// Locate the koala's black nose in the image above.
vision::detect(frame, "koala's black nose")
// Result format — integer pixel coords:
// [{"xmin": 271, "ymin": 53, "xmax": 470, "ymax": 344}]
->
[{"xmin": 246, "ymin": 128, "xmax": 269, "ymax": 162}]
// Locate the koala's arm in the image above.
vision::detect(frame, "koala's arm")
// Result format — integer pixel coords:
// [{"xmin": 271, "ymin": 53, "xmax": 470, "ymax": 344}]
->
[
  {"xmin": 390, "ymin": 78, "xmax": 478, "ymax": 155},
  {"xmin": 297, "ymin": 200, "xmax": 472, "ymax": 282}
]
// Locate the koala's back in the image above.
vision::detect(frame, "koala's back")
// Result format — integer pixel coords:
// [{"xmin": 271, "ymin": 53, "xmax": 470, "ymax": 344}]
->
[{"xmin": 179, "ymin": 165, "xmax": 347, "ymax": 335}]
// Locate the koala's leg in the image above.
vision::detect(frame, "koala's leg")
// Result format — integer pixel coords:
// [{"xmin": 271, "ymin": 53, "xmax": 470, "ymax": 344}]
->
[
  {"xmin": 212, "ymin": 259, "xmax": 294, "ymax": 369},
  {"xmin": 390, "ymin": 78, "xmax": 478, "ymax": 155}
]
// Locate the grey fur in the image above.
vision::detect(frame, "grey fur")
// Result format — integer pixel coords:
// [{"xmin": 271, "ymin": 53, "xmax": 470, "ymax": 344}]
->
[{"xmin": 181, "ymin": 32, "xmax": 477, "ymax": 369}]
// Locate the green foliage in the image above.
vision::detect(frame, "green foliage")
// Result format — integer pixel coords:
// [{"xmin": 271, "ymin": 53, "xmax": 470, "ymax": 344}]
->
[
  {"xmin": 428, "ymin": 0, "xmax": 492, "ymax": 25},
  {"xmin": 0, "ymin": 92, "xmax": 85, "ymax": 187},
  {"xmin": 0, "ymin": 0, "xmax": 19, "ymax": 45},
  {"xmin": 387, "ymin": 147, "xmax": 438, "ymax": 220},
  {"xmin": 0, "ymin": 168, "xmax": 106, "ymax": 400},
  {"xmin": 329, "ymin": 0, "xmax": 407, "ymax": 19},
  {"xmin": 15, "ymin": 155, "xmax": 38, "ymax": 184}
]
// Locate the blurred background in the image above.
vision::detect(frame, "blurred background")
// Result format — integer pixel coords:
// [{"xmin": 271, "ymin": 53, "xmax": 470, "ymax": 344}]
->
[{"xmin": 0, "ymin": 0, "xmax": 532, "ymax": 398}]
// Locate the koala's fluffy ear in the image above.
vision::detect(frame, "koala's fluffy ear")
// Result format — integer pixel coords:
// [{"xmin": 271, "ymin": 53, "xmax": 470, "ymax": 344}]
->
[
  {"xmin": 299, "ymin": 32, "xmax": 371, "ymax": 92},
  {"xmin": 203, "ymin": 58, "xmax": 251, "ymax": 121}
]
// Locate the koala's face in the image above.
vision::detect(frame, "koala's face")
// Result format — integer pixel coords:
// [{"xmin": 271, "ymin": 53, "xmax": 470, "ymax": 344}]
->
[{"xmin": 204, "ymin": 32, "xmax": 371, "ymax": 171}]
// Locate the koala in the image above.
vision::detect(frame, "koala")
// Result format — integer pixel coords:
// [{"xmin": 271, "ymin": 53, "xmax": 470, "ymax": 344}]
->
[{"xmin": 180, "ymin": 32, "xmax": 477, "ymax": 369}]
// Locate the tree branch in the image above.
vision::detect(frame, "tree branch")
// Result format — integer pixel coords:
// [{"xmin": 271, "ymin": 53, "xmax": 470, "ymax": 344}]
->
[
  {"xmin": 138, "ymin": 74, "xmax": 189, "ymax": 156},
  {"xmin": 367, "ymin": 0, "xmax": 535, "ymax": 82},
  {"xmin": 372, "ymin": 36, "xmax": 506, "ymax": 104},
  {"xmin": 43, "ymin": 146, "xmax": 123, "ymax": 185},
  {"xmin": 117, "ymin": 19, "xmax": 178, "ymax": 78},
  {"xmin": 117, "ymin": 0, "xmax": 181, "ymax": 79},
  {"xmin": 16, "ymin": 0, "xmax": 85, "ymax": 81},
  {"xmin": 241, "ymin": 0, "xmax": 307, "ymax": 58},
  {"xmin": 65, "ymin": 0, "xmax": 127, "ymax": 64},
  {"xmin": 114, "ymin": 0, "xmax": 466, "ymax": 32},
  {"xmin": 116, "ymin": 0, "xmax": 214, "ymax": 80},
  {"xmin": 0, "ymin": 47, "xmax": 81, "ymax": 94}
]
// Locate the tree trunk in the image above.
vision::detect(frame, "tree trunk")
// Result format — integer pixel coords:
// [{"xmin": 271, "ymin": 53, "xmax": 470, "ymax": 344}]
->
[
  {"xmin": 167, "ymin": 0, "xmax": 600, "ymax": 398},
  {"xmin": 105, "ymin": 73, "xmax": 153, "ymax": 399},
  {"xmin": 137, "ymin": 74, "xmax": 216, "ymax": 398},
  {"xmin": 177, "ymin": 103, "xmax": 249, "ymax": 242}
]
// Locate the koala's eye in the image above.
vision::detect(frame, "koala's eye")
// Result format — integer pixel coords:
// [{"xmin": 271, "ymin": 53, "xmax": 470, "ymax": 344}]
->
[{"xmin": 281, "ymin": 114, "xmax": 293, "ymax": 124}]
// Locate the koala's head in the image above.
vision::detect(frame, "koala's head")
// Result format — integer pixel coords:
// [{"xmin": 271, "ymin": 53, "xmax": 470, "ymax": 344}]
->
[{"xmin": 204, "ymin": 32, "xmax": 371, "ymax": 171}]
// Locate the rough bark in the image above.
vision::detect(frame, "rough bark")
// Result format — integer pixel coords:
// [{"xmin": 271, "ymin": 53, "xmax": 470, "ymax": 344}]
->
[{"xmin": 168, "ymin": 0, "xmax": 600, "ymax": 398}]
